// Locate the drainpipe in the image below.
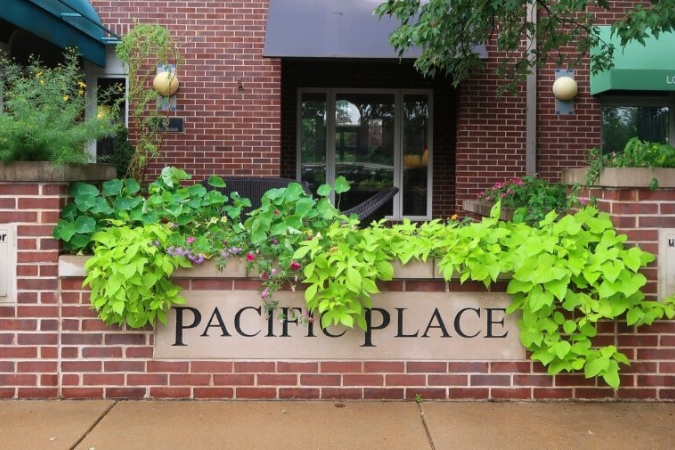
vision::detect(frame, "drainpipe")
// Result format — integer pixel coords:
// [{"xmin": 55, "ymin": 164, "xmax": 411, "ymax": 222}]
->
[{"xmin": 525, "ymin": 2, "xmax": 537, "ymax": 175}]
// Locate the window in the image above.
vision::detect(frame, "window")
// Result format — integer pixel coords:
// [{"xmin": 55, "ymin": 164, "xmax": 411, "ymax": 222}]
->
[
  {"xmin": 601, "ymin": 96, "xmax": 675, "ymax": 154},
  {"xmin": 298, "ymin": 89, "xmax": 432, "ymax": 220},
  {"xmin": 85, "ymin": 47, "xmax": 129, "ymax": 163}
]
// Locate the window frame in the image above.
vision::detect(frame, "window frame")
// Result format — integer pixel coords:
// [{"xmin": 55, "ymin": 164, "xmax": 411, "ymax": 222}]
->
[{"xmin": 296, "ymin": 87, "xmax": 434, "ymax": 220}]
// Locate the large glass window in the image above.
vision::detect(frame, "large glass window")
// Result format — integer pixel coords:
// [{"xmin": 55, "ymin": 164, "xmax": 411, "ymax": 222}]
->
[
  {"xmin": 298, "ymin": 89, "xmax": 432, "ymax": 219},
  {"xmin": 601, "ymin": 97, "xmax": 674, "ymax": 154}
]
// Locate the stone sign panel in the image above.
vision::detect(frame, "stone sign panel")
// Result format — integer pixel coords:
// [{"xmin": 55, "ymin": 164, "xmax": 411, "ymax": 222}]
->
[{"xmin": 154, "ymin": 291, "xmax": 524, "ymax": 360}]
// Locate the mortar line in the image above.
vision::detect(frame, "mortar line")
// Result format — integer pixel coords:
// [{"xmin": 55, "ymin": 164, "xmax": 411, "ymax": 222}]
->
[
  {"xmin": 69, "ymin": 400, "xmax": 118, "ymax": 450},
  {"xmin": 417, "ymin": 402, "xmax": 437, "ymax": 450}
]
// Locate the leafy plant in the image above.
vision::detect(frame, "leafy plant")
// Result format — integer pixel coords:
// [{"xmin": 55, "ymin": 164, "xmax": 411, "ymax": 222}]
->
[
  {"xmin": 585, "ymin": 138, "xmax": 675, "ymax": 189},
  {"xmin": 84, "ymin": 222, "xmax": 191, "ymax": 328},
  {"xmin": 0, "ymin": 48, "xmax": 119, "ymax": 164},
  {"xmin": 477, "ymin": 176, "xmax": 587, "ymax": 225},
  {"xmin": 115, "ymin": 23, "xmax": 183, "ymax": 183},
  {"xmin": 53, "ymin": 167, "xmax": 241, "ymax": 254}
]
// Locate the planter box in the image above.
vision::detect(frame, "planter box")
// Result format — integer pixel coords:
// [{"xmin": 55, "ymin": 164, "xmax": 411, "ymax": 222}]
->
[
  {"xmin": 462, "ymin": 199, "xmax": 516, "ymax": 220},
  {"xmin": 0, "ymin": 162, "xmax": 116, "ymax": 182},
  {"xmin": 561, "ymin": 167, "xmax": 675, "ymax": 188}
]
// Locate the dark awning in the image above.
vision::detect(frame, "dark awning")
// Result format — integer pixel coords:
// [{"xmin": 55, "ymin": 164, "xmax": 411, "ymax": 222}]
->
[
  {"xmin": 591, "ymin": 26, "xmax": 675, "ymax": 95},
  {"xmin": 263, "ymin": 0, "xmax": 487, "ymax": 59},
  {"xmin": 1, "ymin": 0, "xmax": 115, "ymax": 67}
]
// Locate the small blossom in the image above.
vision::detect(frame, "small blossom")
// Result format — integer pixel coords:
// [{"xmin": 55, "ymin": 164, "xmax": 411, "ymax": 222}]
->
[
  {"xmin": 450, "ymin": 214, "xmax": 458, "ymax": 221},
  {"xmin": 274, "ymin": 209, "xmax": 280, "ymax": 215},
  {"xmin": 289, "ymin": 260, "xmax": 301, "ymax": 271},
  {"xmin": 579, "ymin": 197, "xmax": 589, "ymax": 205},
  {"xmin": 246, "ymin": 253, "xmax": 256, "ymax": 262},
  {"xmin": 261, "ymin": 271, "xmax": 269, "ymax": 281},
  {"xmin": 261, "ymin": 288, "xmax": 270, "ymax": 299},
  {"xmin": 186, "ymin": 236, "xmax": 195, "ymax": 245}
]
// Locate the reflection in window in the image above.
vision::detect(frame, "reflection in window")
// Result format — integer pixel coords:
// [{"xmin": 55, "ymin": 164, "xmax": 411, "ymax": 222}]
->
[
  {"xmin": 300, "ymin": 93, "xmax": 327, "ymax": 194},
  {"xmin": 299, "ymin": 90, "xmax": 432, "ymax": 219},
  {"xmin": 335, "ymin": 93, "xmax": 395, "ymax": 213},
  {"xmin": 403, "ymin": 95, "xmax": 429, "ymax": 216},
  {"xmin": 602, "ymin": 106, "xmax": 669, "ymax": 154}
]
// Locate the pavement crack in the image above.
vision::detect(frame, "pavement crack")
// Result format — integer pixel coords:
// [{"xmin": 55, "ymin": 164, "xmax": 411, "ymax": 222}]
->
[
  {"xmin": 69, "ymin": 401, "xmax": 118, "ymax": 450},
  {"xmin": 417, "ymin": 402, "xmax": 437, "ymax": 450}
]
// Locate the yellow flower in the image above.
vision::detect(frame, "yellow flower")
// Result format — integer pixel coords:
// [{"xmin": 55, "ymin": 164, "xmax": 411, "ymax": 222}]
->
[
  {"xmin": 78, "ymin": 81, "xmax": 86, "ymax": 88},
  {"xmin": 36, "ymin": 71, "xmax": 43, "ymax": 77},
  {"xmin": 40, "ymin": 80, "xmax": 44, "ymax": 84},
  {"xmin": 63, "ymin": 95, "xmax": 69, "ymax": 101},
  {"xmin": 450, "ymin": 214, "xmax": 458, "ymax": 221}
]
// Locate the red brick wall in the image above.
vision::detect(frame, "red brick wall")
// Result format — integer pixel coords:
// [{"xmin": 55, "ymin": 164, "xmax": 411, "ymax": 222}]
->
[
  {"xmin": 0, "ymin": 182, "xmax": 68, "ymax": 399},
  {"xmin": 91, "ymin": 0, "xmax": 282, "ymax": 180},
  {"xmin": 1, "ymin": 179, "xmax": 675, "ymax": 399}
]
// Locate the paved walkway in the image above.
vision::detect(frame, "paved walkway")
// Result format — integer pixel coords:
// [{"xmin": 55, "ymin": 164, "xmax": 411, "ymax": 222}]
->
[{"xmin": 1, "ymin": 400, "xmax": 674, "ymax": 449}]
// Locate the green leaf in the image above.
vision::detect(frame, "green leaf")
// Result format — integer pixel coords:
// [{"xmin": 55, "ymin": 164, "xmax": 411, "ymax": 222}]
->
[{"xmin": 334, "ymin": 176, "xmax": 350, "ymax": 194}]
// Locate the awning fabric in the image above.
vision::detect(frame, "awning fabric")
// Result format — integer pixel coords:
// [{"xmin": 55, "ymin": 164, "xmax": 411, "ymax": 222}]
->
[
  {"xmin": 1, "ymin": 0, "xmax": 112, "ymax": 66},
  {"xmin": 263, "ymin": 0, "xmax": 487, "ymax": 59},
  {"xmin": 591, "ymin": 26, "xmax": 675, "ymax": 95}
]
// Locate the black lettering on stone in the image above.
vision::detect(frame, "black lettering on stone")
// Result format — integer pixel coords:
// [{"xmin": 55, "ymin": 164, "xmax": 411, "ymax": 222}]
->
[
  {"xmin": 200, "ymin": 308, "xmax": 231, "ymax": 337},
  {"xmin": 172, "ymin": 306, "xmax": 201, "ymax": 346},
  {"xmin": 395, "ymin": 308, "xmax": 419, "ymax": 337},
  {"xmin": 454, "ymin": 307, "xmax": 481, "ymax": 338},
  {"xmin": 234, "ymin": 306, "xmax": 262, "ymax": 337},
  {"xmin": 421, "ymin": 308, "xmax": 451, "ymax": 338},
  {"xmin": 361, "ymin": 308, "xmax": 390, "ymax": 347},
  {"xmin": 485, "ymin": 308, "xmax": 508, "ymax": 338},
  {"xmin": 281, "ymin": 307, "xmax": 303, "ymax": 337}
]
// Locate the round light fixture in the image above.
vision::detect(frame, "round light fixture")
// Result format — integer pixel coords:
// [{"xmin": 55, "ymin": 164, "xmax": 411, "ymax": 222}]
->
[
  {"xmin": 153, "ymin": 71, "xmax": 180, "ymax": 97},
  {"xmin": 552, "ymin": 76, "xmax": 578, "ymax": 101}
]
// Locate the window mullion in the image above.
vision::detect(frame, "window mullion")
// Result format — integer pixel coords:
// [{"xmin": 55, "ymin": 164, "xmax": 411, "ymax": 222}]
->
[{"xmin": 326, "ymin": 90, "xmax": 337, "ymax": 204}]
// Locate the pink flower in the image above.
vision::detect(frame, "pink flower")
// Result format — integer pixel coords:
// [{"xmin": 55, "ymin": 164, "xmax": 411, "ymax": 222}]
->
[
  {"xmin": 274, "ymin": 209, "xmax": 280, "ymax": 215},
  {"xmin": 246, "ymin": 253, "xmax": 256, "ymax": 262},
  {"xmin": 261, "ymin": 271, "xmax": 268, "ymax": 280},
  {"xmin": 289, "ymin": 260, "xmax": 301, "ymax": 271},
  {"xmin": 261, "ymin": 288, "xmax": 270, "ymax": 299},
  {"xmin": 579, "ymin": 197, "xmax": 589, "ymax": 205},
  {"xmin": 186, "ymin": 237, "xmax": 195, "ymax": 245}
]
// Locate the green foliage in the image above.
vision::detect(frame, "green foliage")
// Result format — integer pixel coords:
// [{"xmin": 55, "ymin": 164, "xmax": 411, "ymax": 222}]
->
[
  {"xmin": 0, "ymin": 48, "xmax": 119, "ymax": 164},
  {"xmin": 84, "ymin": 222, "xmax": 191, "ymax": 328},
  {"xmin": 478, "ymin": 176, "xmax": 587, "ymax": 225},
  {"xmin": 115, "ymin": 23, "xmax": 183, "ymax": 183},
  {"xmin": 375, "ymin": 0, "xmax": 675, "ymax": 94},
  {"xmin": 53, "ymin": 167, "xmax": 240, "ymax": 254},
  {"xmin": 585, "ymin": 138, "xmax": 675, "ymax": 189}
]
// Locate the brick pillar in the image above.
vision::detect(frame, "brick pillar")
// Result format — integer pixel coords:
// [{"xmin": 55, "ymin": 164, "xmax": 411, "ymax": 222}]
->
[{"xmin": 0, "ymin": 181, "xmax": 69, "ymax": 398}]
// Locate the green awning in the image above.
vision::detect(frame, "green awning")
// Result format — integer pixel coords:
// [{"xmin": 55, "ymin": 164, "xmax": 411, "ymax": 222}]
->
[
  {"xmin": 1, "ymin": 0, "xmax": 115, "ymax": 67},
  {"xmin": 591, "ymin": 26, "xmax": 675, "ymax": 95}
]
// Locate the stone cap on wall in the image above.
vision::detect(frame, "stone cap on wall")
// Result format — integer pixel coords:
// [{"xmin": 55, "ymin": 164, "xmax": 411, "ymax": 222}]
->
[
  {"xmin": 0, "ymin": 162, "xmax": 116, "ymax": 182},
  {"xmin": 561, "ymin": 167, "xmax": 675, "ymax": 188}
]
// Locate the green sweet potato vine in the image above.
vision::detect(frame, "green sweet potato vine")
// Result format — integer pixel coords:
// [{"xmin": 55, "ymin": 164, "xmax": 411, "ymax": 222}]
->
[{"xmin": 294, "ymin": 204, "xmax": 675, "ymax": 389}]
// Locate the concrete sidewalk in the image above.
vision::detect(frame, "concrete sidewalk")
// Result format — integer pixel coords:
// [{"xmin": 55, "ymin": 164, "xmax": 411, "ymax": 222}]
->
[{"xmin": 1, "ymin": 400, "xmax": 674, "ymax": 450}]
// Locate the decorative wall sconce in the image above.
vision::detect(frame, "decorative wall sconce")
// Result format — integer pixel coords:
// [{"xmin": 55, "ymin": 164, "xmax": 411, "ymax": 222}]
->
[
  {"xmin": 153, "ymin": 70, "xmax": 180, "ymax": 97},
  {"xmin": 552, "ymin": 76, "xmax": 578, "ymax": 101}
]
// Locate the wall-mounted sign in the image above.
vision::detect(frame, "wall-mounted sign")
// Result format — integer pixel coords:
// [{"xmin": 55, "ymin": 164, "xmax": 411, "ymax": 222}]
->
[
  {"xmin": 151, "ymin": 117, "xmax": 185, "ymax": 133},
  {"xmin": 155, "ymin": 291, "xmax": 524, "ymax": 360}
]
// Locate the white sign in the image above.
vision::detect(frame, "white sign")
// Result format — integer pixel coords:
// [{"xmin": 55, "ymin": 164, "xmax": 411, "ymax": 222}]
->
[
  {"xmin": 0, "ymin": 225, "xmax": 15, "ymax": 302},
  {"xmin": 155, "ymin": 291, "xmax": 524, "ymax": 360}
]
